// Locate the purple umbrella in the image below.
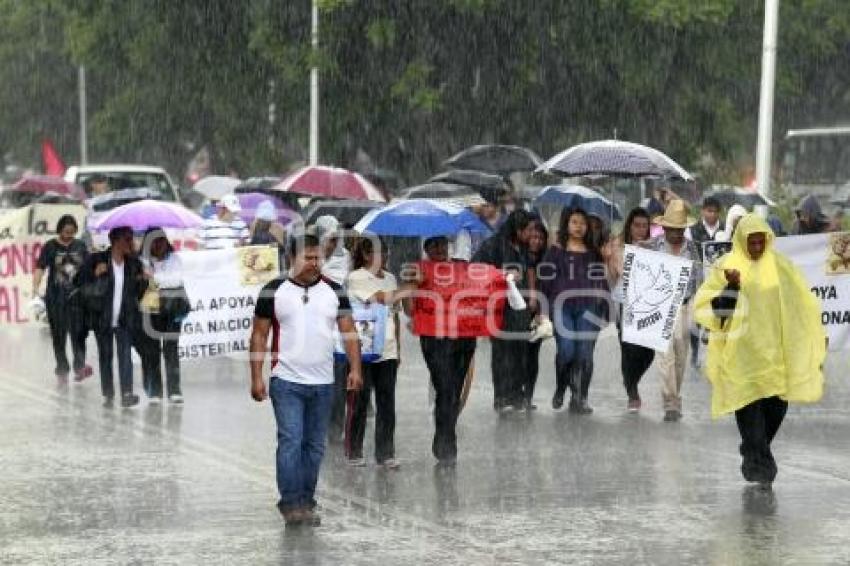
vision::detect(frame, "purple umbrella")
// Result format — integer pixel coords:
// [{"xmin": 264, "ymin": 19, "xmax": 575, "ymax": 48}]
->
[
  {"xmin": 91, "ymin": 200, "xmax": 204, "ymax": 231},
  {"xmin": 236, "ymin": 192, "xmax": 298, "ymax": 225}
]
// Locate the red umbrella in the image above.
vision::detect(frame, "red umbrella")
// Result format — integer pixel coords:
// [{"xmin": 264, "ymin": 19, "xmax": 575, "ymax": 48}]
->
[
  {"xmin": 12, "ymin": 175, "xmax": 86, "ymax": 199},
  {"xmin": 270, "ymin": 166, "xmax": 386, "ymax": 202}
]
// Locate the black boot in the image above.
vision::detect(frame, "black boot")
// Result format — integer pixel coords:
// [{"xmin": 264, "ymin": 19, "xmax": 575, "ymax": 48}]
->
[
  {"xmin": 567, "ymin": 363, "xmax": 583, "ymax": 413},
  {"xmin": 553, "ymin": 360, "xmax": 570, "ymax": 410},
  {"xmin": 578, "ymin": 361, "xmax": 593, "ymax": 415}
]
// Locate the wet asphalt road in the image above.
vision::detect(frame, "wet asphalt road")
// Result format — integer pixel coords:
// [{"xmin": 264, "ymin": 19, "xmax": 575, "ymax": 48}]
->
[{"xmin": 1, "ymin": 323, "xmax": 849, "ymax": 565}]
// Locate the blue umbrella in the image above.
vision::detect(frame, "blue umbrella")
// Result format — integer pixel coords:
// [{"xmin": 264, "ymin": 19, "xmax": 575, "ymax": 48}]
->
[
  {"xmin": 354, "ymin": 200, "xmax": 491, "ymax": 237},
  {"xmin": 534, "ymin": 185, "xmax": 622, "ymax": 220}
]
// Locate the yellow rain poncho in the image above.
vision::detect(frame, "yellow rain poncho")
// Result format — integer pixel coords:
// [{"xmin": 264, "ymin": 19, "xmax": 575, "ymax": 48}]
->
[{"xmin": 694, "ymin": 214, "xmax": 825, "ymax": 417}]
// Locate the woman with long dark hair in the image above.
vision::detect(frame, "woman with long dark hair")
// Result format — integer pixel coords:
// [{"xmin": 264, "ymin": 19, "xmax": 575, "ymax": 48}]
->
[
  {"xmin": 344, "ymin": 236, "xmax": 401, "ymax": 469},
  {"xmin": 472, "ymin": 209, "xmax": 534, "ymax": 412},
  {"xmin": 539, "ymin": 208, "xmax": 609, "ymax": 414},
  {"xmin": 523, "ymin": 215, "xmax": 549, "ymax": 410},
  {"xmin": 610, "ymin": 208, "xmax": 655, "ymax": 412},
  {"xmin": 33, "ymin": 215, "xmax": 92, "ymax": 383}
]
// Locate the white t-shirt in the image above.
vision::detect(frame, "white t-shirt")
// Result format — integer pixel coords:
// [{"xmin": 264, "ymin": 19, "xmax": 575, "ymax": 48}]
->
[
  {"xmin": 345, "ymin": 269, "xmax": 399, "ymax": 360},
  {"xmin": 254, "ymin": 276, "xmax": 352, "ymax": 385},
  {"xmin": 201, "ymin": 216, "xmax": 249, "ymax": 249},
  {"xmin": 111, "ymin": 259, "xmax": 124, "ymax": 328}
]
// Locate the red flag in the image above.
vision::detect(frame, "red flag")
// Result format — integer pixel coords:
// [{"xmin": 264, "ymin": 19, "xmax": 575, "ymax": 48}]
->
[{"xmin": 41, "ymin": 139, "xmax": 66, "ymax": 176}]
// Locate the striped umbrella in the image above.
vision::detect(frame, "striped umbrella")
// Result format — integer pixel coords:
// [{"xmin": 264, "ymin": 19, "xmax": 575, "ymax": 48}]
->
[{"xmin": 537, "ymin": 140, "xmax": 692, "ymax": 181}]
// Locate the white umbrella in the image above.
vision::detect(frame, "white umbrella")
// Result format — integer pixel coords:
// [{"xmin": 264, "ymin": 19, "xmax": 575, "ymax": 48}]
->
[{"xmin": 193, "ymin": 176, "xmax": 241, "ymax": 200}]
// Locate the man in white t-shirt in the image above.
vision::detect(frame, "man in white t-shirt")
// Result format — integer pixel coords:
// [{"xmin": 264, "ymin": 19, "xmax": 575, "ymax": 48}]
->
[
  {"xmin": 201, "ymin": 194, "xmax": 249, "ymax": 249},
  {"xmin": 250, "ymin": 234, "xmax": 362, "ymax": 527}
]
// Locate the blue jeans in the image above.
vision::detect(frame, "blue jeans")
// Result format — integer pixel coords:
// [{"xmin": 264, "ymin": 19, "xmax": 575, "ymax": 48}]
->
[
  {"xmin": 553, "ymin": 304, "xmax": 601, "ymax": 399},
  {"xmin": 269, "ymin": 378, "xmax": 334, "ymax": 511}
]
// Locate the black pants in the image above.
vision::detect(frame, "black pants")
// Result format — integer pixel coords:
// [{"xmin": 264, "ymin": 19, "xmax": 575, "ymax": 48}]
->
[
  {"xmin": 96, "ymin": 326, "xmax": 134, "ymax": 398},
  {"xmin": 328, "ymin": 358, "xmax": 349, "ymax": 442},
  {"xmin": 47, "ymin": 303, "xmax": 87, "ymax": 376},
  {"xmin": 346, "ymin": 359, "xmax": 399, "ymax": 463},
  {"xmin": 690, "ymin": 324, "xmax": 701, "ymax": 364},
  {"xmin": 420, "ymin": 337, "xmax": 476, "ymax": 461},
  {"xmin": 138, "ymin": 316, "xmax": 181, "ymax": 398},
  {"xmin": 735, "ymin": 396, "xmax": 788, "ymax": 483},
  {"xmin": 523, "ymin": 340, "xmax": 542, "ymax": 403},
  {"xmin": 490, "ymin": 337, "xmax": 528, "ymax": 409},
  {"xmin": 619, "ymin": 332, "xmax": 655, "ymax": 401},
  {"xmin": 555, "ymin": 359, "xmax": 594, "ymax": 400}
]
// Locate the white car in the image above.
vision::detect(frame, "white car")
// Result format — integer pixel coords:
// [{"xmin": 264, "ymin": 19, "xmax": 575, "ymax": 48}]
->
[
  {"xmin": 64, "ymin": 164, "xmax": 180, "ymax": 202},
  {"xmin": 65, "ymin": 164, "xmax": 184, "ymax": 249}
]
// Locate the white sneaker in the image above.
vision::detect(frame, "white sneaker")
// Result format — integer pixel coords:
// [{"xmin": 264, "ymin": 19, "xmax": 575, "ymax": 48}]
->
[
  {"xmin": 347, "ymin": 457, "xmax": 366, "ymax": 467},
  {"xmin": 168, "ymin": 394, "xmax": 184, "ymax": 404},
  {"xmin": 148, "ymin": 396, "xmax": 162, "ymax": 405},
  {"xmin": 381, "ymin": 458, "xmax": 401, "ymax": 470}
]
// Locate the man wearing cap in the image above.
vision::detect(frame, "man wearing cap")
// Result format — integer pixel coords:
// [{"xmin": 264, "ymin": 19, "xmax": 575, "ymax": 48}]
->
[
  {"xmin": 201, "ymin": 193, "xmax": 249, "ymax": 249},
  {"xmin": 642, "ymin": 199, "xmax": 702, "ymax": 422}
]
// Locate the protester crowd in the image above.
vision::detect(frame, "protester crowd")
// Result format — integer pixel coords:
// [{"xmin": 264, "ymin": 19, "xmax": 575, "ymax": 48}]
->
[{"xmin": 31, "ymin": 184, "xmax": 834, "ymax": 527}]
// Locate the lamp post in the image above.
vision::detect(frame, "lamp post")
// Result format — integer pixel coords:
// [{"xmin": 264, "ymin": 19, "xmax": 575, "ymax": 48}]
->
[
  {"xmin": 309, "ymin": 0, "xmax": 319, "ymax": 166},
  {"xmin": 78, "ymin": 65, "xmax": 88, "ymax": 165},
  {"xmin": 755, "ymin": 0, "xmax": 780, "ymax": 196}
]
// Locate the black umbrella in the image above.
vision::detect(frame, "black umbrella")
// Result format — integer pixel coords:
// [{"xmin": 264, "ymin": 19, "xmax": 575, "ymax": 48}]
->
[
  {"xmin": 234, "ymin": 176, "xmax": 301, "ymax": 210},
  {"xmin": 702, "ymin": 188, "xmax": 774, "ymax": 210},
  {"xmin": 443, "ymin": 144, "xmax": 543, "ymax": 175},
  {"xmin": 301, "ymin": 199, "xmax": 383, "ymax": 228},
  {"xmin": 429, "ymin": 169, "xmax": 508, "ymax": 194},
  {"xmin": 398, "ymin": 182, "xmax": 486, "ymax": 208},
  {"xmin": 233, "ymin": 176, "xmax": 282, "ymax": 192}
]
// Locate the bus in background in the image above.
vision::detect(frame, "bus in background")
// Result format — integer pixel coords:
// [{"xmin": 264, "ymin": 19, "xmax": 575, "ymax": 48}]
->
[{"xmin": 781, "ymin": 127, "xmax": 850, "ymax": 207}]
